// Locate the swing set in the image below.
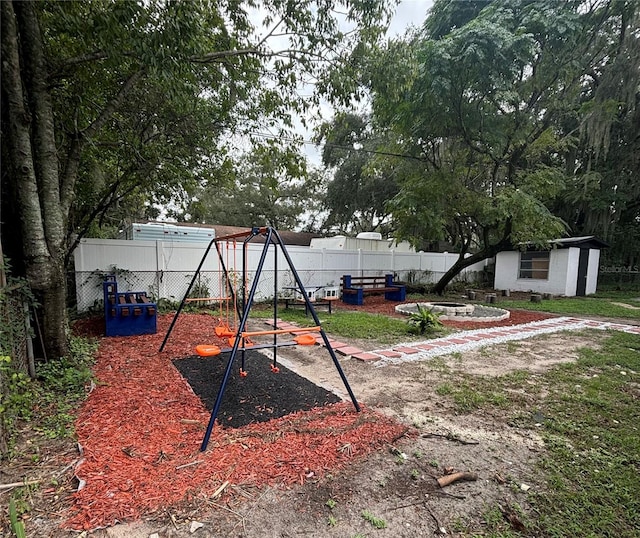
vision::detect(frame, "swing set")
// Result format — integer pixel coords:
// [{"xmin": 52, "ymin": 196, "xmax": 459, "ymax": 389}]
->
[{"xmin": 159, "ymin": 226, "xmax": 360, "ymax": 451}]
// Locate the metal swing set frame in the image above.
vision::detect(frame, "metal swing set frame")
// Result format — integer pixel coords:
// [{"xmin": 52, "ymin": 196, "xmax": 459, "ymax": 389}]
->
[{"xmin": 159, "ymin": 226, "xmax": 360, "ymax": 451}]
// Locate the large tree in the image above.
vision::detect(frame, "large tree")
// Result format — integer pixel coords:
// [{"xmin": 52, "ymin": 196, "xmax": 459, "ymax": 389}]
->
[
  {"xmin": 364, "ymin": 0, "xmax": 638, "ymax": 292},
  {"xmin": 183, "ymin": 141, "xmax": 319, "ymax": 229},
  {"xmin": 1, "ymin": 0, "xmax": 393, "ymax": 360},
  {"xmin": 315, "ymin": 112, "xmax": 400, "ymax": 234},
  {"xmin": 551, "ymin": 2, "xmax": 640, "ymax": 267}
]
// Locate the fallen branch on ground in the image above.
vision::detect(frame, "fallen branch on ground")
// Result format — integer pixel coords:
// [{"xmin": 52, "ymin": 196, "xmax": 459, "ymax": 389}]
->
[
  {"xmin": 437, "ymin": 471, "xmax": 478, "ymax": 488},
  {"xmin": 211, "ymin": 480, "xmax": 230, "ymax": 499},
  {"xmin": 422, "ymin": 432, "xmax": 479, "ymax": 445},
  {"xmin": 0, "ymin": 480, "xmax": 41, "ymax": 491}
]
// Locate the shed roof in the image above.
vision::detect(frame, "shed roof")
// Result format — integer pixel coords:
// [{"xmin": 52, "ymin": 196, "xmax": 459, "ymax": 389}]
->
[
  {"xmin": 515, "ymin": 236, "xmax": 609, "ymax": 251},
  {"xmin": 210, "ymin": 225, "xmax": 321, "ymax": 246}
]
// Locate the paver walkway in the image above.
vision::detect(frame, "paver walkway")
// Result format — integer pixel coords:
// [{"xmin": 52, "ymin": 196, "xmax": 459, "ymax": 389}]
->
[{"xmin": 266, "ymin": 317, "xmax": 640, "ymax": 367}]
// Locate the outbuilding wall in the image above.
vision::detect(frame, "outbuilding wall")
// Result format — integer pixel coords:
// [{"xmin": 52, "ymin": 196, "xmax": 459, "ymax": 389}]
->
[{"xmin": 495, "ymin": 247, "xmax": 601, "ymax": 296}]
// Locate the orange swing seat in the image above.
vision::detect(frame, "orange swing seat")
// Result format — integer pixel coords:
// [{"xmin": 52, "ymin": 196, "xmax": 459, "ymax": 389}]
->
[
  {"xmin": 215, "ymin": 324, "xmax": 234, "ymax": 338},
  {"xmin": 294, "ymin": 334, "xmax": 317, "ymax": 346},
  {"xmin": 227, "ymin": 336, "xmax": 254, "ymax": 348},
  {"xmin": 195, "ymin": 344, "xmax": 221, "ymax": 357}
]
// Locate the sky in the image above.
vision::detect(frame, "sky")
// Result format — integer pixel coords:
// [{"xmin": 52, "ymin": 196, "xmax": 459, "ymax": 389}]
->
[
  {"xmin": 388, "ymin": 0, "xmax": 433, "ymax": 36},
  {"xmin": 300, "ymin": 0, "xmax": 434, "ymax": 165}
]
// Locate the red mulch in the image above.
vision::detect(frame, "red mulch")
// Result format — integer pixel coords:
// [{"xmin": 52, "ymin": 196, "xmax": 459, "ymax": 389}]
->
[
  {"xmin": 66, "ymin": 313, "xmax": 409, "ymax": 531},
  {"xmin": 333, "ymin": 294, "xmax": 556, "ymax": 330}
]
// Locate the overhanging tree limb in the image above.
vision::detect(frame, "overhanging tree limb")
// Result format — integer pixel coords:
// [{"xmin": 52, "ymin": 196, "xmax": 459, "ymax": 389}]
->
[{"xmin": 60, "ymin": 69, "xmax": 147, "ymax": 219}]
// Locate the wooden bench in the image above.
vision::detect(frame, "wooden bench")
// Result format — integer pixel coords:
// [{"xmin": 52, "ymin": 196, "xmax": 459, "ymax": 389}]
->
[{"xmin": 340, "ymin": 274, "xmax": 406, "ymax": 305}]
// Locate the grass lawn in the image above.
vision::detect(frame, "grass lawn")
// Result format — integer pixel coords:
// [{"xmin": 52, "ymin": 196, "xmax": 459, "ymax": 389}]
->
[
  {"xmin": 251, "ymin": 306, "xmax": 443, "ymax": 344},
  {"xmin": 417, "ymin": 288, "xmax": 639, "ymax": 535},
  {"xmin": 532, "ymin": 332, "xmax": 640, "ymax": 537},
  {"xmin": 252, "ymin": 292, "xmax": 640, "ymax": 536},
  {"xmin": 432, "ymin": 331, "xmax": 640, "ymax": 537},
  {"xmin": 500, "ymin": 296, "xmax": 640, "ymax": 319},
  {"xmin": 407, "ymin": 289, "xmax": 640, "ymax": 320}
]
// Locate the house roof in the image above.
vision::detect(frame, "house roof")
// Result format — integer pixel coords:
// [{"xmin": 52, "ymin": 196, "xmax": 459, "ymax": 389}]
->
[
  {"xmin": 210, "ymin": 225, "xmax": 321, "ymax": 246},
  {"xmin": 515, "ymin": 236, "xmax": 609, "ymax": 251},
  {"xmin": 146, "ymin": 222, "xmax": 321, "ymax": 246}
]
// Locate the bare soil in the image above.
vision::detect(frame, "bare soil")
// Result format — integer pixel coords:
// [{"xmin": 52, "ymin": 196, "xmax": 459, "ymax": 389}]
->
[{"xmin": 1, "ymin": 301, "xmax": 613, "ymax": 538}]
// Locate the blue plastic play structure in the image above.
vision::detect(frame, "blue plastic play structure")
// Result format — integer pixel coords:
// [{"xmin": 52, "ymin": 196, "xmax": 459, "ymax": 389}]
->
[{"xmin": 103, "ymin": 275, "xmax": 157, "ymax": 337}]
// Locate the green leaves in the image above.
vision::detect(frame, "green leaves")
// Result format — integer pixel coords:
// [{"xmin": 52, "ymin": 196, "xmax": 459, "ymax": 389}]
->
[
  {"xmin": 407, "ymin": 304, "xmax": 443, "ymax": 335},
  {"xmin": 23, "ymin": 0, "xmax": 398, "ymax": 250},
  {"xmin": 361, "ymin": 509, "xmax": 387, "ymax": 529},
  {"xmin": 344, "ymin": 0, "xmax": 637, "ymax": 291},
  {"xmin": 493, "ymin": 186, "xmax": 567, "ymax": 246},
  {"xmin": 183, "ymin": 140, "xmax": 313, "ymax": 229},
  {"xmin": 316, "ymin": 112, "xmax": 400, "ymax": 234}
]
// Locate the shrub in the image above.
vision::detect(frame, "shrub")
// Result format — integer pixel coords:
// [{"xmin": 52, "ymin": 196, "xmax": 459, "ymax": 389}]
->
[{"xmin": 407, "ymin": 304, "xmax": 443, "ymax": 335}]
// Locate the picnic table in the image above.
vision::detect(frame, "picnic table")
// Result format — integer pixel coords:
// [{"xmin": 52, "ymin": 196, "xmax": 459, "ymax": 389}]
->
[{"xmin": 282, "ymin": 286, "xmax": 336, "ymax": 315}]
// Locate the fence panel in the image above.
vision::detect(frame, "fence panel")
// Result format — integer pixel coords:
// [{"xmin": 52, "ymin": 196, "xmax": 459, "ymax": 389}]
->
[{"xmin": 73, "ymin": 238, "xmax": 487, "ymax": 313}]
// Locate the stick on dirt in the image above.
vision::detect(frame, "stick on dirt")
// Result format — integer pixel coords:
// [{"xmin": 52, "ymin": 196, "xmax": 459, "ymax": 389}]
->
[
  {"xmin": 437, "ymin": 471, "xmax": 478, "ymax": 488},
  {"xmin": 0, "ymin": 480, "xmax": 41, "ymax": 491},
  {"xmin": 422, "ymin": 432, "xmax": 480, "ymax": 445},
  {"xmin": 212, "ymin": 480, "xmax": 230, "ymax": 499}
]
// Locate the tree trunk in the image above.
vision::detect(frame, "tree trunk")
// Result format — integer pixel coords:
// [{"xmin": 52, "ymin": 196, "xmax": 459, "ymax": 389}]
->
[
  {"xmin": 1, "ymin": 1, "xmax": 69, "ymax": 359},
  {"xmin": 40, "ymin": 265, "xmax": 69, "ymax": 360},
  {"xmin": 431, "ymin": 226, "xmax": 512, "ymax": 295}
]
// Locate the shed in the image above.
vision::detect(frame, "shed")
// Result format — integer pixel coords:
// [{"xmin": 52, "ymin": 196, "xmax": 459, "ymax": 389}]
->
[{"xmin": 494, "ymin": 236, "xmax": 609, "ymax": 296}]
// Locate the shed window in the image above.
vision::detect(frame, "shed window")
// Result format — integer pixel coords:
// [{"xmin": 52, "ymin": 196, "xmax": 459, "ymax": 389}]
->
[{"xmin": 519, "ymin": 251, "xmax": 550, "ymax": 279}]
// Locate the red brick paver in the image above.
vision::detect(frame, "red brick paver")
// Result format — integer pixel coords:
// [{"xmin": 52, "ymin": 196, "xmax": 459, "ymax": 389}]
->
[
  {"xmin": 393, "ymin": 346, "xmax": 421, "ymax": 354},
  {"xmin": 335, "ymin": 346, "xmax": 363, "ymax": 356},
  {"xmin": 378, "ymin": 350, "xmax": 403, "ymax": 358},
  {"xmin": 352, "ymin": 352, "xmax": 380, "ymax": 362}
]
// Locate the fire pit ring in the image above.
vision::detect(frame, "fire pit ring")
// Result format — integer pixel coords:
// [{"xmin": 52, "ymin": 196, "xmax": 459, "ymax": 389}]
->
[{"xmin": 395, "ymin": 302, "xmax": 510, "ymax": 322}]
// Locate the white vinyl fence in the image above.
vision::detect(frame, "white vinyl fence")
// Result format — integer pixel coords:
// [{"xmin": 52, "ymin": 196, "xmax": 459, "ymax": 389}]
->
[{"xmin": 73, "ymin": 238, "xmax": 487, "ymax": 313}]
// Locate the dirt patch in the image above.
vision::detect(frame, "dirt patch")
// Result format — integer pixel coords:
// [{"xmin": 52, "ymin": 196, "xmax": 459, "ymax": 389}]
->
[
  {"xmin": 1, "ymin": 308, "xmax": 612, "ymax": 537},
  {"xmin": 611, "ymin": 301, "xmax": 640, "ymax": 310},
  {"xmin": 269, "ymin": 330, "xmax": 602, "ymax": 439},
  {"xmin": 436, "ymin": 331, "xmax": 602, "ymax": 377}
]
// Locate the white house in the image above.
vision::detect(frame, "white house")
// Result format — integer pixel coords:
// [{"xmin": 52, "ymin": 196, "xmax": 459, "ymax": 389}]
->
[
  {"xmin": 309, "ymin": 233, "xmax": 415, "ymax": 252},
  {"xmin": 494, "ymin": 236, "xmax": 609, "ymax": 296}
]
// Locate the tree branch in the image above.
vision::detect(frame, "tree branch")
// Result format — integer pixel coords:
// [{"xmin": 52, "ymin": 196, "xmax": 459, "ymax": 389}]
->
[{"xmin": 60, "ymin": 68, "xmax": 147, "ymax": 217}]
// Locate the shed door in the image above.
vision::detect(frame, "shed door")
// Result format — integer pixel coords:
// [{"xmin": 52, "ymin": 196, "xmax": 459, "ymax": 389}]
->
[{"xmin": 576, "ymin": 248, "xmax": 589, "ymax": 296}]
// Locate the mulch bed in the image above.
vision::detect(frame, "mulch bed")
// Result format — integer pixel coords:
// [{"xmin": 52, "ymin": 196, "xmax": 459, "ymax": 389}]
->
[
  {"xmin": 66, "ymin": 313, "xmax": 408, "ymax": 531},
  {"xmin": 333, "ymin": 294, "xmax": 557, "ymax": 330},
  {"xmin": 66, "ymin": 300, "xmax": 553, "ymax": 530}
]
